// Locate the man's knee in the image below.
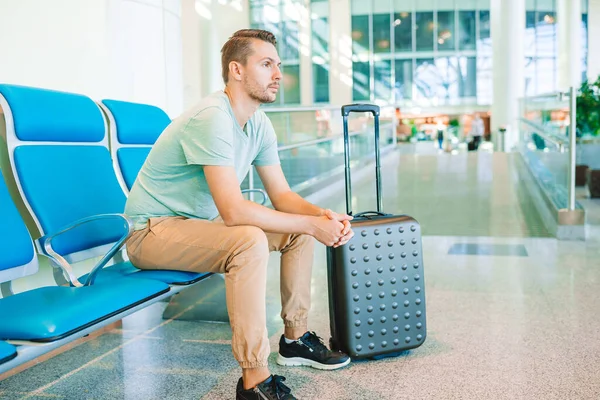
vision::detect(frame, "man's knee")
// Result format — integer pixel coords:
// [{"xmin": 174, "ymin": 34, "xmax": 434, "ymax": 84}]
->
[
  {"xmin": 234, "ymin": 225, "xmax": 269, "ymax": 259},
  {"xmin": 292, "ymin": 233, "xmax": 315, "ymax": 251}
]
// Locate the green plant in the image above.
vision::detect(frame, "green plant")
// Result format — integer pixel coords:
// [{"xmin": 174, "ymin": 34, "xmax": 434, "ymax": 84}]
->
[
  {"xmin": 448, "ymin": 118, "xmax": 460, "ymax": 127},
  {"xmin": 576, "ymin": 77, "xmax": 600, "ymax": 136}
]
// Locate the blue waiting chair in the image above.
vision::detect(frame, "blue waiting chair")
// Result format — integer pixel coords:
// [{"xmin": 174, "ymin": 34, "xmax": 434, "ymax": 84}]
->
[
  {"xmin": 0, "ymin": 341, "xmax": 17, "ymax": 366},
  {"xmin": 0, "ymin": 84, "xmax": 211, "ymax": 288},
  {"xmin": 0, "ymin": 165, "xmax": 171, "ymax": 374},
  {"xmin": 100, "ymin": 99, "xmax": 171, "ymax": 192}
]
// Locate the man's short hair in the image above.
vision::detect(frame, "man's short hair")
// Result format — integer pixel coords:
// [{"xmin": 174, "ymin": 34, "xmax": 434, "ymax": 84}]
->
[{"xmin": 221, "ymin": 29, "xmax": 277, "ymax": 84}]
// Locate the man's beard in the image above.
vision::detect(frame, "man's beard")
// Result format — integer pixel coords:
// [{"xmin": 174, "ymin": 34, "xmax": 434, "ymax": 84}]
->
[{"xmin": 244, "ymin": 76, "xmax": 277, "ymax": 104}]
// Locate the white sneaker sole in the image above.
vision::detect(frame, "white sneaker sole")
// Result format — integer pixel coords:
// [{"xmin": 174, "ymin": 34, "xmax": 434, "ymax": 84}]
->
[{"xmin": 276, "ymin": 354, "xmax": 351, "ymax": 370}]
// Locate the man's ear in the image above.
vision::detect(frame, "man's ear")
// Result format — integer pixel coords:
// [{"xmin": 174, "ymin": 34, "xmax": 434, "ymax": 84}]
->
[{"xmin": 229, "ymin": 61, "xmax": 243, "ymax": 82}]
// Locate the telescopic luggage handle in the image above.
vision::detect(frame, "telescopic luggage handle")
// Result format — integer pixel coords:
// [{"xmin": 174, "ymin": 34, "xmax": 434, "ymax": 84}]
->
[
  {"xmin": 341, "ymin": 103, "xmax": 382, "ymax": 216},
  {"xmin": 341, "ymin": 104, "xmax": 380, "ymax": 116}
]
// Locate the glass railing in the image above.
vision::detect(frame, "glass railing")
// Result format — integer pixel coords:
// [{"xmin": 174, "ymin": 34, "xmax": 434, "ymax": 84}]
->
[
  {"xmin": 242, "ymin": 107, "xmax": 396, "ymax": 196},
  {"xmin": 263, "ymin": 105, "xmax": 397, "ymax": 147},
  {"xmin": 517, "ymin": 91, "xmax": 580, "ymax": 211}
]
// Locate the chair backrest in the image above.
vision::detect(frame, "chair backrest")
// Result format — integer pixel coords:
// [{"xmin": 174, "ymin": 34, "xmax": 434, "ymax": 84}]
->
[
  {"xmin": 100, "ymin": 99, "xmax": 170, "ymax": 192},
  {"xmin": 0, "ymin": 167, "xmax": 38, "ymax": 284},
  {"xmin": 0, "ymin": 84, "xmax": 128, "ymax": 259}
]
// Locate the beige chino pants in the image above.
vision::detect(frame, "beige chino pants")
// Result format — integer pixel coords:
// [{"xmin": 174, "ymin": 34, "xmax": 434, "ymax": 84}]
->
[{"xmin": 125, "ymin": 216, "xmax": 315, "ymax": 368}]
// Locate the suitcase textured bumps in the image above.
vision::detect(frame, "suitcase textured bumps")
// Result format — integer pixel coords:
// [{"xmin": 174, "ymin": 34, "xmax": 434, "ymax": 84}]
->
[{"xmin": 327, "ymin": 104, "xmax": 427, "ymax": 360}]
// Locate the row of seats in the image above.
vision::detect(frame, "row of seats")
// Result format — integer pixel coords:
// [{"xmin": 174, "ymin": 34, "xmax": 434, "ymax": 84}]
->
[{"xmin": 0, "ymin": 84, "xmax": 235, "ymax": 375}]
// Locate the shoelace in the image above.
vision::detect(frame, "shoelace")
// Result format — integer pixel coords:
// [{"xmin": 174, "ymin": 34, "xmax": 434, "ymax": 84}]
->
[
  {"xmin": 300, "ymin": 331, "xmax": 329, "ymax": 354},
  {"xmin": 260, "ymin": 375, "xmax": 292, "ymax": 399}
]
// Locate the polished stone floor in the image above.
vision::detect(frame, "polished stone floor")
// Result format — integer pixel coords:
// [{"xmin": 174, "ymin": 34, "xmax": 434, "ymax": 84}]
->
[{"xmin": 3, "ymin": 151, "xmax": 600, "ymax": 399}]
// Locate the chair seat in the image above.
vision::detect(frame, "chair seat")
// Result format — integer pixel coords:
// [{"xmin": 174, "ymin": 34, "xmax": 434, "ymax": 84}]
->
[
  {"xmin": 80, "ymin": 261, "xmax": 211, "ymax": 286},
  {"xmin": 0, "ymin": 278, "xmax": 170, "ymax": 342},
  {"xmin": 0, "ymin": 341, "xmax": 17, "ymax": 365}
]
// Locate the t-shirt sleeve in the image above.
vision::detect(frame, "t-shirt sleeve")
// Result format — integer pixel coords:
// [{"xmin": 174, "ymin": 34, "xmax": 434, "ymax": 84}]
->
[
  {"xmin": 253, "ymin": 114, "xmax": 281, "ymax": 166},
  {"xmin": 180, "ymin": 107, "xmax": 235, "ymax": 166}
]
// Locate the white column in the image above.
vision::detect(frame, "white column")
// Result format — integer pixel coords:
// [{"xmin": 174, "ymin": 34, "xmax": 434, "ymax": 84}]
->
[
  {"xmin": 328, "ymin": 0, "xmax": 353, "ymax": 106},
  {"xmin": 298, "ymin": 0, "xmax": 314, "ymax": 106},
  {"xmin": 587, "ymin": 0, "xmax": 600, "ymax": 81},
  {"xmin": 189, "ymin": 0, "xmax": 249, "ymax": 100},
  {"xmin": 558, "ymin": 0, "xmax": 582, "ymax": 90},
  {"xmin": 491, "ymin": 0, "xmax": 525, "ymax": 151}
]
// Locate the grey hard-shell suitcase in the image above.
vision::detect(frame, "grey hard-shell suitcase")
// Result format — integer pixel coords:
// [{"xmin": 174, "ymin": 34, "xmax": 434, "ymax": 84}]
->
[{"xmin": 327, "ymin": 104, "xmax": 427, "ymax": 360}]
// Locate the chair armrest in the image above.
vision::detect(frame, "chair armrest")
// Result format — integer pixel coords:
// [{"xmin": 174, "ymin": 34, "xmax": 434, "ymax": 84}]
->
[
  {"xmin": 241, "ymin": 189, "xmax": 267, "ymax": 205},
  {"xmin": 38, "ymin": 213, "xmax": 134, "ymax": 287}
]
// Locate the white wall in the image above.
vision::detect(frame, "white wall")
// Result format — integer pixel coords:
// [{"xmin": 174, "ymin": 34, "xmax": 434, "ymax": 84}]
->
[
  {"xmin": 181, "ymin": 0, "xmax": 249, "ymax": 107},
  {"xmin": 0, "ymin": 0, "xmax": 184, "ymax": 117}
]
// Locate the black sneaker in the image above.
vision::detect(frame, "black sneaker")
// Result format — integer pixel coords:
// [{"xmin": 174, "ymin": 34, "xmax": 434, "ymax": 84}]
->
[
  {"xmin": 236, "ymin": 375, "xmax": 296, "ymax": 400},
  {"xmin": 277, "ymin": 331, "xmax": 350, "ymax": 370}
]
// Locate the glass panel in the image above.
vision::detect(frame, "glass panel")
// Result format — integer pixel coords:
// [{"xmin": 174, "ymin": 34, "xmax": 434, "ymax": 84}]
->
[
  {"xmin": 414, "ymin": 58, "xmax": 438, "ymax": 100},
  {"xmin": 312, "ymin": 14, "xmax": 329, "ymax": 103},
  {"xmin": 437, "ymin": 11, "xmax": 455, "ymax": 51},
  {"xmin": 260, "ymin": 2, "xmax": 281, "ymax": 38},
  {"xmin": 478, "ymin": 10, "xmax": 491, "ymax": 55},
  {"xmin": 535, "ymin": 11, "xmax": 556, "ymax": 58},
  {"xmin": 394, "ymin": 59, "xmax": 413, "ymax": 101},
  {"xmin": 435, "ymin": 57, "xmax": 459, "ymax": 100},
  {"xmin": 582, "ymin": 13, "xmax": 588, "ymax": 81},
  {"xmin": 415, "ymin": 12, "xmax": 434, "ymax": 51},
  {"xmin": 524, "ymin": 12, "xmax": 536, "ymax": 57},
  {"xmin": 312, "ymin": 17, "xmax": 329, "ymax": 57},
  {"xmin": 352, "ymin": 15, "xmax": 370, "ymax": 55},
  {"xmin": 518, "ymin": 93, "xmax": 574, "ymax": 213},
  {"xmin": 272, "ymin": 125, "xmax": 396, "ymax": 190},
  {"xmin": 255, "ymin": 108, "xmax": 396, "ymax": 192},
  {"xmin": 282, "ymin": 64, "xmax": 301, "ymax": 104},
  {"xmin": 373, "ymin": 14, "xmax": 392, "ymax": 53},
  {"xmin": 479, "ymin": 10, "xmax": 490, "ymax": 40},
  {"xmin": 526, "ymin": 11, "xmax": 536, "ymax": 28},
  {"xmin": 458, "ymin": 11, "xmax": 476, "ymax": 50},
  {"xmin": 374, "ymin": 60, "xmax": 392, "ymax": 102},
  {"xmin": 281, "ymin": 20, "xmax": 300, "ymax": 61},
  {"xmin": 313, "ymin": 63, "xmax": 330, "ymax": 103},
  {"xmin": 353, "ymin": 61, "xmax": 371, "ymax": 101},
  {"xmin": 476, "ymin": 56, "xmax": 492, "ymax": 105},
  {"xmin": 524, "ymin": 57, "xmax": 536, "ymax": 96},
  {"xmin": 458, "ymin": 56, "xmax": 477, "ymax": 97},
  {"xmin": 393, "ymin": 12, "xmax": 412, "ymax": 52},
  {"xmin": 535, "ymin": 57, "xmax": 555, "ymax": 94}
]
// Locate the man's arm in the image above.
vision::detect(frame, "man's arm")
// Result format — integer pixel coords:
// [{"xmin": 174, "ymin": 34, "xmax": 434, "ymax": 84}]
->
[
  {"xmin": 204, "ymin": 165, "xmax": 344, "ymax": 247},
  {"xmin": 256, "ymin": 164, "xmax": 355, "ymax": 247}
]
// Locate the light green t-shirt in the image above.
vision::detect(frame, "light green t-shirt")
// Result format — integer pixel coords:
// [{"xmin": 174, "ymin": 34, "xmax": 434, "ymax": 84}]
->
[{"xmin": 124, "ymin": 91, "xmax": 280, "ymax": 230}]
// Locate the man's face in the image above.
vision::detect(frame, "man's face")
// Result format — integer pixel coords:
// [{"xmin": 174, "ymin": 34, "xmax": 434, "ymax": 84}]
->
[{"xmin": 241, "ymin": 40, "xmax": 282, "ymax": 104}]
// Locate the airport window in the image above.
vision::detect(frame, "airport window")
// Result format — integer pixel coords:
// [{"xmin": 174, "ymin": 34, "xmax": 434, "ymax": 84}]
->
[
  {"xmin": 311, "ymin": 0, "xmax": 330, "ymax": 103},
  {"xmin": 249, "ymin": 0, "xmax": 589, "ymax": 105},
  {"xmin": 353, "ymin": 61, "xmax": 371, "ymax": 101},
  {"xmin": 415, "ymin": 12, "xmax": 434, "ymax": 51},
  {"xmin": 373, "ymin": 14, "xmax": 392, "ymax": 54},
  {"xmin": 282, "ymin": 64, "xmax": 301, "ymax": 104},
  {"xmin": 374, "ymin": 60, "xmax": 393, "ymax": 102},
  {"xmin": 249, "ymin": 0, "xmax": 302, "ymax": 105},
  {"xmin": 436, "ymin": 11, "xmax": 455, "ymax": 51},
  {"xmin": 313, "ymin": 64, "xmax": 329, "ymax": 103},
  {"xmin": 394, "ymin": 59, "xmax": 413, "ymax": 101},
  {"xmin": 458, "ymin": 11, "xmax": 476, "ymax": 51},
  {"xmin": 393, "ymin": 12, "xmax": 412, "ymax": 52},
  {"xmin": 351, "ymin": 15, "xmax": 370, "ymax": 56}
]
